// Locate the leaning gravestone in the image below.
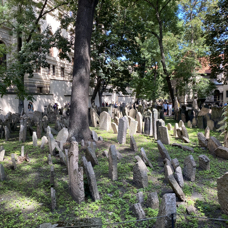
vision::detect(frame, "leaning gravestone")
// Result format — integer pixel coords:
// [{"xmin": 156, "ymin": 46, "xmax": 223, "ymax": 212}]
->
[
  {"xmin": 174, "ymin": 166, "xmax": 184, "ymax": 188},
  {"xmin": 129, "ymin": 109, "xmax": 136, "ymax": 119},
  {"xmin": 114, "ymin": 117, "xmax": 119, "ymax": 126},
  {"xmin": 183, "ymin": 155, "xmax": 196, "ymax": 181},
  {"xmin": 69, "ymin": 141, "xmax": 85, "ymax": 203},
  {"xmin": 136, "ymin": 112, "xmax": 143, "ymax": 133},
  {"xmin": 129, "ymin": 120, "xmax": 138, "ymax": 135},
  {"xmin": 157, "ymin": 140, "xmax": 171, "ymax": 161},
  {"xmin": 0, "ymin": 164, "xmax": 6, "ymax": 181},
  {"xmin": 140, "ymin": 147, "xmax": 153, "ymax": 168},
  {"xmin": 135, "ymin": 156, "xmax": 149, "ymax": 173},
  {"xmin": 0, "ymin": 147, "xmax": 5, "ymax": 161},
  {"xmin": 111, "ymin": 122, "xmax": 118, "ymax": 134},
  {"xmin": 117, "ymin": 117, "xmax": 127, "ymax": 144},
  {"xmin": 157, "ymin": 119, "xmax": 165, "ymax": 140},
  {"xmin": 197, "ymin": 132, "xmax": 208, "ymax": 147},
  {"xmin": 155, "ymin": 193, "xmax": 176, "ymax": 228},
  {"xmin": 181, "ymin": 125, "xmax": 189, "ymax": 139},
  {"xmin": 207, "ymin": 136, "xmax": 222, "ymax": 154},
  {"xmin": 108, "ymin": 145, "xmax": 118, "ymax": 181},
  {"xmin": 215, "ymin": 146, "xmax": 228, "ymax": 160},
  {"xmin": 41, "ymin": 136, "xmax": 48, "ymax": 149},
  {"xmin": 132, "ymin": 203, "xmax": 146, "ymax": 219},
  {"xmin": 171, "ymin": 158, "xmax": 179, "ymax": 170},
  {"xmin": 159, "ymin": 126, "xmax": 170, "ymax": 145},
  {"xmin": 217, "ymin": 172, "xmax": 228, "ymax": 215},
  {"xmin": 32, "ymin": 132, "xmax": 37, "ymax": 147},
  {"xmin": 85, "ymin": 146, "xmax": 99, "ymax": 166},
  {"xmin": 91, "ymin": 130, "xmax": 98, "ymax": 142},
  {"xmin": 133, "ymin": 161, "xmax": 148, "ymax": 188},
  {"xmin": 56, "ymin": 127, "xmax": 69, "ymax": 143},
  {"xmin": 147, "ymin": 192, "xmax": 159, "ymax": 209},
  {"xmin": 199, "ymin": 155, "xmax": 210, "ymax": 170},
  {"xmin": 82, "ymin": 157, "xmax": 100, "ymax": 201},
  {"xmin": 130, "ymin": 135, "xmax": 138, "ymax": 152},
  {"xmin": 99, "ymin": 111, "xmax": 111, "ymax": 131},
  {"xmin": 167, "ymin": 123, "xmax": 172, "ymax": 131},
  {"xmin": 168, "ymin": 174, "xmax": 185, "ymax": 201}
]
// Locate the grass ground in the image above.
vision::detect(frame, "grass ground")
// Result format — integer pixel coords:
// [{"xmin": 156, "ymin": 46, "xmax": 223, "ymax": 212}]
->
[{"xmin": 0, "ymin": 117, "xmax": 228, "ymax": 228}]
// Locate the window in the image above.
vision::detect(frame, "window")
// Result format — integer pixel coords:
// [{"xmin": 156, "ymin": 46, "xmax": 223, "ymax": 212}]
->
[
  {"xmin": 226, "ymin": 91, "xmax": 228, "ymax": 98},
  {"xmin": 52, "ymin": 65, "xmax": 55, "ymax": 76},
  {"xmin": 47, "ymin": 64, "xmax": 50, "ymax": 75},
  {"xmin": 61, "ymin": 67, "xmax": 64, "ymax": 77},
  {"xmin": 37, "ymin": 87, "xmax": 43, "ymax": 93},
  {"xmin": 35, "ymin": 67, "xmax": 41, "ymax": 73}
]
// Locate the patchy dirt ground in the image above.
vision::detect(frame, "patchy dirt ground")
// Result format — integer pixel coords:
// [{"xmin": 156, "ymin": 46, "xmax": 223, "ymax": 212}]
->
[{"xmin": 0, "ymin": 117, "xmax": 228, "ymax": 228}]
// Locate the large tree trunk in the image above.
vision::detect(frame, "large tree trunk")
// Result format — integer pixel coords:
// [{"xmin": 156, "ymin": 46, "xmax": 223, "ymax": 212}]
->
[{"xmin": 69, "ymin": 0, "xmax": 98, "ymax": 141}]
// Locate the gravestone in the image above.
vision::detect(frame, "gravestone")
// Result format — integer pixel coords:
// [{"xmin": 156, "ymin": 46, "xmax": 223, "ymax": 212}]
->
[
  {"xmin": 90, "ymin": 108, "xmax": 98, "ymax": 127},
  {"xmin": 187, "ymin": 120, "xmax": 192, "ymax": 128},
  {"xmin": 48, "ymin": 133, "xmax": 56, "ymax": 155},
  {"xmin": 215, "ymin": 146, "xmax": 228, "ymax": 160},
  {"xmin": 197, "ymin": 116, "xmax": 204, "ymax": 129},
  {"xmin": 167, "ymin": 123, "xmax": 172, "ymax": 131},
  {"xmin": 144, "ymin": 116, "xmax": 151, "ymax": 136},
  {"xmin": 117, "ymin": 117, "xmax": 127, "ymax": 144},
  {"xmin": 207, "ymin": 119, "xmax": 214, "ymax": 131},
  {"xmin": 136, "ymin": 192, "xmax": 144, "ymax": 204},
  {"xmin": 91, "ymin": 131, "xmax": 98, "ymax": 142},
  {"xmin": 111, "ymin": 122, "xmax": 118, "ymax": 134},
  {"xmin": 174, "ymin": 166, "xmax": 184, "ymax": 188},
  {"xmin": 192, "ymin": 118, "xmax": 197, "ymax": 127},
  {"xmin": 21, "ymin": 146, "xmax": 24, "ymax": 157},
  {"xmin": 132, "ymin": 203, "xmax": 146, "ymax": 219},
  {"xmin": 99, "ymin": 111, "xmax": 111, "ymax": 131},
  {"xmin": 136, "ymin": 112, "xmax": 143, "ymax": 133},
  {"xmin": 41, "ymin": 136, "xmax": 48, "ymax": 149},
  {"xmin": 159, "ymin": 126, "xmax": 170, "ymax": 145},
  {"xmin": 155, "ymin": 193, "xmax": 176, "ymax": 228},
  {"xmin": 135, "ymin": 156, "xmax": 149, "ymax": 173},
  {"xmin": 199, "ymin": 155, "xmax": 210, "ymax": 170},
  {"xmin": 129, "ymin": 120, "xmax": 138, "ymax": 135},
  {"xmin": 140, "ymin": 148, "xmax": 153, "ymax": 168},
  {"xmin": 56, "ymin": 127, "xmax": 69, "ymax": 143},
  {"xmin": 82, "ymin": 157, "xmax": 100, "ymax": 201},
  {"xmin": 36, "ymin": 119, "xmax": 43, "ymax": 139},
  {"xmin": 129, "ymin": 109, "xmax": 136, "ymax": 119},
  {"xmin": 204, "ymin": 126, "xmax": 210, "ymax": 139},
  {"xmin": 164, "ymin": 163, "xmax": 174, "ymax": 180},
  {"xmin": 184, "ymin": 155, "xmax": 196, "ymax": 181},
  {"xmin": 130, "ymin": 135, "xmax": 138, "ymax": 152},
  {"xmin": 173, "ymin": 123, "xmax": 178, "ymax": 138},
  {"xmin": 157, "ymin": 140, "xmax": 171, "ymax": 161},
  {"xmin": 152, "ymin": 108, "xmax": 158, "ymax": 139},
  {"xmin": 197, "ymin": 132, "xmax": 208, "ymax": 147},
  {"xmin": 207, "ymin": 136, "xmax": 222, "ymax": 154},
  {"xmin": 114, "ymin": 117, "xmax": 119, "ymax": 126},
  {"xmin": 11, "ymin": 154, "xmax": 16, "ymax": 170},
  {"xmin": 123, "ymin": 115, "xmax": 129, "ymax": 129},
  {"xmin": 171, "ymin": 158, "xmax": 179, "ymax": 170},
  {"xmin": 69, "ymin": 141, "xmax": 85, "ymax": 203},
  {"xmin": 32, "ymin": 132, "xmax": 37, "ymax": 147},
  {"xmin": 50, "ymin": 166, "xmax": 55, "ymax": 187},
  {"xmin": 217, "ymin": 172, "xmax": 228, "ymax": 215},
  {"xmin": 168, "ymin": 174, "xmax": 185, "ymax": 201},
  {"xmin": 157, "ymin": 119, "xmax": 165, "ymax": 140},
  {"xmin": 181, "ymin": 125, "xmax": 189, "ymax": 139},
  {"xmin": 178, "ymin": 120, "xmax": 184, "ymax": 128},
  {"xmin": 0, "ymin": 164, "xmax": 6, "ymax": 181},
  {"xmin": 85, "ymin": 146, "xmax": 99, "ymax": 166},
  {"xmin": 51, "ymin": 188, "xmax": 56, "ymax": 211},
  {"xmin": 133, "ymin": 161, "xmax": 148, "ymax": 188},
  {"xmin": 4, "ymin": 126, "xmax": 10, "ymax": 141},
  {"xmin": 0, "ymin": 147, "xmax": 5, "ymax": 161},
  {"xmin": 147, "ymin": 192, "xmax": 159, "ymax": 209},
  {"xmin": 48, "ymin": 154, "xmax": 52, "ymax": 165},
  {"xmin": 108, "ymin": 145, "xmax": 118, "ymax": 181}
]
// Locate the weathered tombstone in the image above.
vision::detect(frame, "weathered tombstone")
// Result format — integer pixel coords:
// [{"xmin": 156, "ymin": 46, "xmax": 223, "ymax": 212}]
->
[
  {"xmin": 164, "ymin": 163, "xmax": 174, "ymax": 180},
  {"xmin": 144, "ymin": 116, "xmax": 151, "ymax": 136},
  {"xmin": 46, "ymin": 126, "xmax": 51, "ymax": 136},
  {"xmin": 171, "ymin": 158, "xmax": 179, "ymax": 170},
  {"xmin": 136, "ymin": 192, "xmax": 144, "ymax": 204},
  {"xmin": 50, "ymin": 166, "xmax": 55, "ymax": 187},
  {"xmin": 129, "ymin": 119, "xmax": 138, "ymax": 135},
  {"xmin": 183, "ymin": 155, "xmax": 196, "ymax": 181},
  {"xmin": 81, "ymin": 139, "xmax": 85, "ymax": 147},
  {"xmin": 69, "ymin": 141, "xmax": 85, "ymax": 203},
  {"xmin": 41, "ymin": 136, "xmax": 48, "ymax": 149},
  {"xmin": 168, "ymin": 174, "xmax": 185, "ymax": 201},
  {"xmin": 91, "ymin": 131, "xmax": 98, "ymax": 142},
  {"xmin": 130, "ymin": 135, "xmax": 138, "ymax": 152},
  {"xmin": 181, "ymin": 125, "xmax": 189, "ymax": 139},
  {"xmin": 207, "ymin": 136, "xmax": 222, "ymax": 154},
  {"xmin": 173, "ymin": 123, "xmax": 178, "ymax": 137},
  {"xmin": 178, "ymin": 120, "xmax": 184, "ymax": 128},
  {"xmin": 36, "ymin": 119, "xmax": 43, "ymax": 139},
  {"xmin": 147, "ymin": 192, "xmax": 159, "ymax": 209},
  {"xmin": 167, "ymin": 123, "xmax": 172, "ymax": 131},
  {"xmin": 136, "ymin": 112, "xmax": 143, "ymax": 133},
  {"xmin": 0, "ymin": 147, "xmax": 5, "ymax": 161},
  {"xmin": 90, "ymin": 108, "xmax": 98, "ymax": 127},
  {"xmin": 132, "ymin": 203, "xmax": 146, "ymax": 219},
  {"xmin": 51, "ymin": 188, "xmax": 56, "ymax": 211},
  {"xmin": 159, "ymin": 126, "xmax": 170, "ymax": 145},
  {"xmin": 0, "ymin": 164, "xmax": 6, "ymax": 181},
  {"xmin": 135, "ymin": 156, "xmax": 149, "ymax": 173},
  {"xmin": 4, "ymin": 126, "xmax": 10, "ymax": 141},
  {"xmin": 32, "ymin": 132, "xmax": 37, "ymax": 147},
  {"xmin": 140, "ymin": 147, "xmax": 153, "ymax": 168},
  {"xmin": 197, "ymin": 116, "xmax": 204, "ymax": 129},
  {"xmin": 133, "ymin": 161, "xmax": 148, "ymax": 188},
  {"xmin": 85, "ymin": 146, "xmax": 99, "ymax": 166},
  {"xmin": 48, "ymin": 133, "xmax": 56, "ymax": 155},
  {"xmin": 56, "ymin": 127, "xmax": 69, "ymax": 143},
  {"xmin": 114, "ymin": 117, "xmax": 119, "ymax": 126},
  {"xmin": 204, "ymin": 126, "xmax": 210, "ymax": 139},
  {"xmin": 152, "ymin": 108, "xmax": 158, "ymax": 139},
  {"xmin": 48, "ymin": 154, "xmax": 52, "ymax": 165},
  {"xmin": 215, "ymin": 146, "xmax": 228, "ymax": 160},
  {"xmin": 174, "ymin": 166, "xmax": 184, "ymax": 188},
  {"xmin": 11, "ymin": 154, "xmax": 16, "ymax": 170},
  {"xmin": 117, "ymin": 117, "xmax": 127, "ymax": 144},
  {"xmin": 187, "ymin": 120, "xmax": 192, "ymax": 128},
  {"xmin": 155, "ymin": 193, "xmax": 176, "ymax": 228},
  {"xmin": 157, "ymin": 140, "xmax": 171, "ymax": 161},
  {"xmin": 197, "ymin": 132, "xmax": 208, "ymax": 147},
  {"xmin": 129, "ymin": 109, "xmax": 136, "ymax": 119},
  {"xmin": 123, "ymin": 115, "xmax": 129, "ymax": 129},
  {"xmin": 65, "ymin": 149, "xmax": 69, "ymax": 174},
  {"xmin": 21, "ymin": 146, "xmax": 24, "ymax": 157},
  {"xmin": 157, "ymin": 119, "xmax": 165, "ymax": 140},
  {"xmin": 176, "ymin": 127, "xmax": 182, "ymax": 139},
  {"xmin": 217, "ymin": 172, "xmax": 228, "ymax": 215},
  {"xmin": 82, "ymin": 157, "xmax": 100, "ymax": 201},
  {"xmin": 99, "ymin": 111, "xmax": 111, "ymax": 131},
  {"xmin": 199, "ymin": 155, "xmax": 210, "ymax": 170},
  {"xmin": 111, "ymin": 122, "xmax": 118, "ymax": 134},
  {"xmin": 108, "ymin": 145, "xmax": 118, "ymax": 181},
  {"xmin": 207, "ymin": 119, "xmax": 214, "ymax": 131}
]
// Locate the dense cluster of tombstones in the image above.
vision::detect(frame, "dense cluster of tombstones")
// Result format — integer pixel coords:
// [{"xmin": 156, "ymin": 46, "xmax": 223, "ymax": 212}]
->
[{"xmin": 0, "ymin": 98, "xmax": 228, "ymax": 227}]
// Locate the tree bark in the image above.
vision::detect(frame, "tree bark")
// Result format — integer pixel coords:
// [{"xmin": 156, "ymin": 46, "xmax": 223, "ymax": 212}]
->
[{"xmin": 69, "ymin": 0, "xmax": 98, "ymax": 141}]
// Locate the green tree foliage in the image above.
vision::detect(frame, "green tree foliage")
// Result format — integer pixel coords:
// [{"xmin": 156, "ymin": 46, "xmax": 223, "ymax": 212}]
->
[
  {"xmin": 205, "ymin": 0, "xmax": 228, "ymax": 81},
  {"xmin": 0, "ymin": 0, "xmax": 71, "ymax": 101}
]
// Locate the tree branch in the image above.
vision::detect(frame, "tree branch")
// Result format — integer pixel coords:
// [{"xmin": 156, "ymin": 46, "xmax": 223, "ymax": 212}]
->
[
  {"xmin": 143, "ymin": 0, "xmax": 156, "ymax": 10},
  {"xmin": 144, "ymin": 29, "xmax": 160, "ymax": 40},
  {"xmin": 159, "ymin": 0, "xmax": 172, "ymax": 14}
]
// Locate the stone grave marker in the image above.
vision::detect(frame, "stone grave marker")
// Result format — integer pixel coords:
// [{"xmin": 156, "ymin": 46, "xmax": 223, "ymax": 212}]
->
[
  {"xmin": 133, "ymin": 160, "xmax": 148, "ymax": 188},
  {"xmin": 99, "ymin": 111, "xmax": 111, "ymax": 131},
  {"xmin": 130, "ymin": 135, "xmax": 138, "ymax": 152},
  {"xmin": 173, "ymin": 123, "xmax": 178, "ymax": 138},
  {"xmin": 48, "ymin": 154, "xmax": 52, "ymax": 165},
  {"xmin": 152, "ymin": 109, "xmax": 158, "ymax": 139},
  {"xmin": 140, "ymin": 147, "xmax": 153, "ymax": 168},
  {"xmin": 159, "ymin": 126, "xmax": 170, "ymax": 145},
  {"xmin": 199, "ymin": 155, "xmax": 210, "ymax": 170},
  {"xmin": 207, "ymin": 120, "xmax": 214, "ymax": 131},
  {"xmin": 192, "ymin": 118, "xmax": 197, "ymax": 127},
  {"xmin": 204, "ymin": 126, "xmax": 210, "ymax": 139},
  {"xmin": 171, "ymin": 158, "xmax": 179, "ymax": 170},
  {"xmin": 108, "ymin": 145, "xmax": 118, "ymax": 181},
  {"xmin": 184, "ymin": 155, "xmax": 196, "ymax": 181},
  {"xmin": 0, "ymin": 164, "xmax": 6, "ymax": 181},
  {"xmin": 11, "ymin": 154, "xmax": 16, "ymax": 170},
  {"xmin": 181, "ymin": 125, "xmax": 189, "ymax": 139},
  {"xmin": 167, "ymin": 123, "xmax": 172, "ymax": 130},
  {"xmin": 217, "ymin": 172, "xmax": 228, "ymax": 215},
  {"xmin": 48, "ymin": 133, "xmax": 56, "ymax": 155},
  {"xmin": 168, "ymin": 174, "xmax": 185, "ymax": 201},
  {"xmin": 157, "ymin": 119, "xmax": 165, "ymax": 140},
  {"xmin": 21, "ymin": 146, "xmax": 24, "ymax": 157},
  {"xmin": 129, "ymin": 119, "xmax": 138, "ymax": 135},
  {"xmin": 135, "ymin": 156, "xmax": 149, "ymax": 173},
  {"xmin": 187, "ymin": 120, "xmax": 192, "ymax": 128},
  {"xmin": 51, "ymin": 188, "xmax": 56, "ymax": 211},
  {"xmin": 129, "ymin": 108, "xmax": 136, "ymax": 119},
  {"xmin": 4, "ymin": 126, "xmax": 10, "ymax": 141},
  {"xmin": 136, "ymin": 112, "xmax": 143, "ymax": 133},
  {"xmin": 136, "ymin": 192, "xmax": 144, "ymax": 204},
  {"xmin": 215, "ymin": 146, "xmax": 228, "ymax": 160},
  {"xmin": 114, "ymin": 116, "xmax": 119, "ymax": 126},
  {"xmin": 207, "ymin": 136, "xmax": 222, "ymax": 154},
  {"xmin": 132, "ymin": 203, "xmax": 146, "ymax": 219},
  {"xmin": 32, "ymin": 132, "xmax": 37, "ymax": 147},
  {"xmin": 56, "ymin": 127, "xmax": 69, "ymax": 143},
  {"xmin": 197, "ymin": 132, "xmax": 208, "ymax": 147},
  {"xmin": 174, "ymin": 166, "xmax": 184, "ymax": 188},
  {"xmin": 0, "ymin": 147, "xmax": 5, "ymax": 161},
  {"xmin": 111, "ymin": 122, "xmax": 118, "ymax": 134},
  {"xmin": 50, "ymin": 166, "xmax": 55, "ymax": 187},
  {"xmin": 147, "ymin": 192, "xmax": 159, "ymax": 209},
  {"xmin": 117, "ymin": 117, "xmax": 127, "ymax": 144},
  {"xmin": 157, "ymin": 140, "xmax": 171, "ymax": 161},
  {"xmin": 91, "ymin": 131, "xmax": 98, "ymax": 142},
  {"xmin": 85, "ymin": 146, "xmax": 98, "ymax": 166}
]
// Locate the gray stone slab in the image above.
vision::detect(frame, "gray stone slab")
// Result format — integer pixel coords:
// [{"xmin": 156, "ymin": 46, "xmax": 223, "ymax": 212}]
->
[
  {"xmin": 108, "ymin": 145, "xmax": 118, "ymax": 181},
  {"xmin": 157, "ymin": 140, "xmax": 171, "ymax": 161}
]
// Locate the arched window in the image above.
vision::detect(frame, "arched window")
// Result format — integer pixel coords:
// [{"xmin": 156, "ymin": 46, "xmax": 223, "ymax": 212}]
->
[{"xmin": 0, "ymin": 41, "xmax": 6, "ymax": 67}]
